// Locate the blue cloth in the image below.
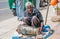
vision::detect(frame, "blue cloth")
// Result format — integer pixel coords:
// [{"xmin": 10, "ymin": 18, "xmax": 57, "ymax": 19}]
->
[
  {"xmin": 43, "ymin": 25, "xmax": 50, "ymax": 32},
  {"xmin": 44, "ymin": 30, "xmax": 54, "ymax": 39},
  {"xmin": 12, "ymin": 36, "xmax": 22, "ymax": 39},
  {"xmin": 42, "ymin": 25, "xmax": 55, "ymax": 39},
  {"xmin": 12, "ymin": 36, "xmax": 35, "ymax": 39}
]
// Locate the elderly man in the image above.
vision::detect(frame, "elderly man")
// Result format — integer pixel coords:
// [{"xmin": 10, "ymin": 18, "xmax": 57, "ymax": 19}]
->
[{"xmin": 23, "ymin": 2, "xmax": 44, "ymax": 31}]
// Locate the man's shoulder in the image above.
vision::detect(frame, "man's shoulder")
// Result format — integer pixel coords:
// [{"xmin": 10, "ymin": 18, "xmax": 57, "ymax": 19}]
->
[{"xmin": 33, "ymin": 8, "xmax": 39, "ymax": 13}]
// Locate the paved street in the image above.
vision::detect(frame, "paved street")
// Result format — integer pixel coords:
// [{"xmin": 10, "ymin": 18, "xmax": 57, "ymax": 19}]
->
[
  {"xmin": 0, "ymin": 0, "xmax": 14, "ymax": 22},
  {"xmin": 0, "ymin": 17, "xmax": 20, "ymax": 39},
  {"xmin": 0, "ymin": 0, "xmax": 17, "ymax": 39},
  {"xmin": 40, "ymin": 4, "xmax": 60, "ymax": 39}
]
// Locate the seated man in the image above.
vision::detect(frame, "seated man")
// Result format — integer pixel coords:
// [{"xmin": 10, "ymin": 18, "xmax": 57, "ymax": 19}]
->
[
  {"xmin": 23, "ymin": 2, "xmax": 44, "ymax": 32},
  {"xmin": 12, "ymin": 2, "xmax": 53, "ymax": 39}
]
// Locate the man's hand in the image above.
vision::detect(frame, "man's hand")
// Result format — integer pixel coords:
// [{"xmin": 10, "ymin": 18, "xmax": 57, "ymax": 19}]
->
[{"xmin": 38, "ymin": 22, "xmax": 44, "ymax": 34}]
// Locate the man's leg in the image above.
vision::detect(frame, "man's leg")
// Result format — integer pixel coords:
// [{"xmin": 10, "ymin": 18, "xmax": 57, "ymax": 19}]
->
[
  {"xmin": 23, "ymin": 17, "xmax": 31, "ymax": 26},
  {"xmin": 31, "ymin": 16, "xmax": 40, "ymax": 27}
]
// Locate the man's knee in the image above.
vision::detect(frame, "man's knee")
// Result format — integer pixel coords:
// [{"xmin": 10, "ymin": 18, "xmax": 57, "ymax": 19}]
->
[
  {"xmin": 23, "ymin": 17, "xmax": 31, "ymax": 26},
  {"xmin": 32, "ymin": 16, "xmax": 39, "ymax": 21},
  {"xmin": 32, "ymin": 16, "xmax": 37, "ymax": 20}
]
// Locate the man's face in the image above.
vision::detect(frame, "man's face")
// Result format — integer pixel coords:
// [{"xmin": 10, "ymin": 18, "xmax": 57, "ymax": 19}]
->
[{"xmin": 26, "ymin": 5, "xmax": 33, "ymax": 13}]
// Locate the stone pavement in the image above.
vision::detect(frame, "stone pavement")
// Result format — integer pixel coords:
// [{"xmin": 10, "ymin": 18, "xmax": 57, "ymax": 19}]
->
[
  {"xmin": 0, "ymin": 17, "xmax": 23, "ymax": 39},
  {"xmin": 40, "ymin": 4, "xmax": 60, "ymax": 39},
  {"xmin": 0, "ymin": 4, "xmax": 60, "ymax": 39}
]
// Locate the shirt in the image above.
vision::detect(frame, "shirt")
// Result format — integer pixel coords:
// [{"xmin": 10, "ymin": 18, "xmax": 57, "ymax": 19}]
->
[{"xmin": 24, "ymin": 8, "xmax": 43, "ymax": 22}]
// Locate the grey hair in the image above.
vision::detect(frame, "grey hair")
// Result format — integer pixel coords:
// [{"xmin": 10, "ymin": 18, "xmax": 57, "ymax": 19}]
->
[{"xmin": 25, "ymin": 2, "xmax": 34, "ymax": 8}]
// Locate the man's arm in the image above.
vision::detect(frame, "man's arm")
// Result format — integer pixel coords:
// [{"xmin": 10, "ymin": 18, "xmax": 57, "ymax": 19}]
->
[
  {"xmin": 35, "ymin": 9, "xmax": 43, "ymax": 22},
  {"xmin": 38, "ymin": 12, "xmax": 43, "ymax": 22},
  {"xmin": 36, "ymin": 9, "xmax": 44, "ymax": 32}
]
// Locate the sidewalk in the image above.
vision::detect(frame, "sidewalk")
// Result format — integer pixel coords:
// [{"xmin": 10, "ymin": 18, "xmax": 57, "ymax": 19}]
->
[
  {"xmin": 0, "ymin": 17, "xmax": 21, "ymax": 39},
  {"xmin": 40, "ymin": 5, "xmax": 60, "ymax": 39}
]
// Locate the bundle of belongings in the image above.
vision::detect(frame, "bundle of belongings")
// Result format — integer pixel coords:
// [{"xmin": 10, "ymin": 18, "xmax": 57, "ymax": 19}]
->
[
  {"xmin": 12, "ymin": 24, "xmax": 54, "ymax": 39},
  {"xmin": 16, "ymin": 24, "xmax": 42, "ymax": 35}
]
